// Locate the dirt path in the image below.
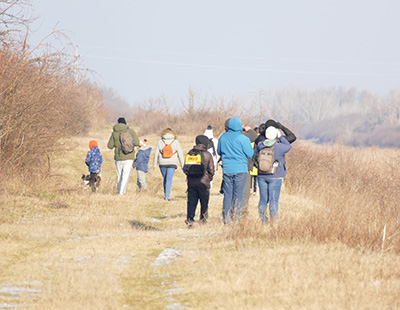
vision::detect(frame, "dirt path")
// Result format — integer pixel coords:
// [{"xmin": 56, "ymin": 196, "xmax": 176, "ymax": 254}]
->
[{"xmin": 0, "ymin": 180, "xmax": 232, "ymax": 309}]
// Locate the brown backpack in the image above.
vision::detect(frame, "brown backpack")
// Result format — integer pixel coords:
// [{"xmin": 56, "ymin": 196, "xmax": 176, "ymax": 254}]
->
[{"xmin": 258, "ymin": 145, "xmax": 279, "ymax": 174}]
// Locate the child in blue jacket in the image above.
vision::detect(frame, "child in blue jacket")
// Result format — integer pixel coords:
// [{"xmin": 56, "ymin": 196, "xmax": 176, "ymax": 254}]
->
[
  {"xmin": 85, "ymin": 140, "xmax": 103, "ymax": 192},
  {"xmin": 133, "ymin": 139, "xmax": 152, "ymax": 191}
]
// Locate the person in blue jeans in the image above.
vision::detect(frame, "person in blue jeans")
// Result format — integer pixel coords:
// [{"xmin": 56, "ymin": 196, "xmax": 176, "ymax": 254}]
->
[
  {"xmin": 254, "ymin": 126, "xmax": 293, "ymax": 223},
  {"xmin": 153, "ymin": 128, "xmax": 184, "ymax": 201},
  {"xmin": 217, "ymin": 118, "xmax": 254, "ymax": 224}
]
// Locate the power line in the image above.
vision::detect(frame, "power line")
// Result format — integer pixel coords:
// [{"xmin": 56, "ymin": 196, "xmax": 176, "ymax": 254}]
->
[
  {"xmin": 85, "ymin": 45, "xmax": 400, "ymax": 66},
  {"xmin": 85, "ymin": 54, "xmax": 400, "ymax": 78}
]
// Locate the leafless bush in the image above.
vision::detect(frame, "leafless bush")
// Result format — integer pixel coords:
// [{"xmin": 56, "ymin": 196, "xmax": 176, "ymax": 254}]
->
[
  {"xmin": 0, "ymin": 40, "xmax": 106, "ymax": 186},
  {"xmin": 0, "ymin": 0, "xmax": 32, "ymax": 41},
  {"xmin": 132, "ymin": 89, "xmax": 250, "ymax": 136}
]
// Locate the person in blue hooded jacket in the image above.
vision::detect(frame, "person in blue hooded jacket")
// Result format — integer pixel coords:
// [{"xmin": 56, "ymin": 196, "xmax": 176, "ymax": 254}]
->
[
  {"xmin": 133, "ymin": 139, "xmax": 152, "ymax": 191},
  {"xmin": 217, "ymin": 117, "xmax": 254, "ymax": 224}
]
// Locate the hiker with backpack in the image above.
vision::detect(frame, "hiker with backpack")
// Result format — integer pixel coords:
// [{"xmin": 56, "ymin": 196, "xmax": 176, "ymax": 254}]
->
[
  {"xmin": 254, "ymin": 125, "xmax": 292, "ymax": 223},
  {"xmin": 183, "ymin": 135, "xmax": 215, "ymax": 227},
  {"xmin": 153, "ymin": 128, "xmax": 184, "ymax": 201},
  {"xmin": 107, "ymin": 117, "xmax": 140, "ymax": 195}
]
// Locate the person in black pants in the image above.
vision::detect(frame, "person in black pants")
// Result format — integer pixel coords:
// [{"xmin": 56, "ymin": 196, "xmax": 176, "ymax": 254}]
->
[{"xmin": 185, "ymin": 135, "xmax": 215, "ymax": 227}]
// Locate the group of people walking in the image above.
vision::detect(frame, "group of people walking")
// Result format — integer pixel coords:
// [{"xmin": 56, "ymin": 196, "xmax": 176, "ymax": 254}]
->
[{"xmin": 84, "ymin": 116, "xmax": 296, "ymax": 226}]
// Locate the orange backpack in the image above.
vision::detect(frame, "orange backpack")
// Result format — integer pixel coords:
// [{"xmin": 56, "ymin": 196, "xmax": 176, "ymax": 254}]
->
[{"xmin": 161, "ymin": 139, "xmax": 176, "ymax": 158}]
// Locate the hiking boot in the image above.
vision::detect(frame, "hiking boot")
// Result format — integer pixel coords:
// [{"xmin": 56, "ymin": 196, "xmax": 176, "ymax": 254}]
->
[
  {"xmin": 198, "ymin": 219, "xmax": 207, "ymax": 225},
  {"xmin": 185, "ymin": 219, "xmax": 194, "ymax": 227}
]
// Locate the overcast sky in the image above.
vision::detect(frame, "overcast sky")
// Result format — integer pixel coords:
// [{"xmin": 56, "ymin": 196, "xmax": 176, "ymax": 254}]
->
[{"xmin": 30, "ymin": 0, "xmax": 400, "ymax": 105}]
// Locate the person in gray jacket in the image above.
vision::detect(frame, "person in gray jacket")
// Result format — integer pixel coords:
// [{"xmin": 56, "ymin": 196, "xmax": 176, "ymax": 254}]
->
[
  {"xmin": 107, "ymin": 117, "xmax": 140, "ymax": 195},
  {"xmin": 153, "ymin": 128, "xmax": 184, "ymax": 201}
]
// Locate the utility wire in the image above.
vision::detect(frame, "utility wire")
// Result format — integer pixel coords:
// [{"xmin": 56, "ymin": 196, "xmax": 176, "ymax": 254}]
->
[
  {"xmin": 85, "ymin": 45, "xmax": 400, "ymax": 66},
  {"xmin": 85, "ymin": 54, "xmax": 400, "ymax": 78}
]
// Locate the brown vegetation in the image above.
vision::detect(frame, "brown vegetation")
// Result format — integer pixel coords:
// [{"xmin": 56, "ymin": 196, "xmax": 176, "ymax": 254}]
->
[
  {"xmin": 1, "ymin": 131, "xmax": 399, "ymax": 309},
  {"xmin": 131, "ymin": 89, "xmax": 251, "ymax": 136},
  {"xmin": 0, "ymin": 1, "xmax": 106, "ymax": 185},
  {"xmin": 221, "ymin": 142, "xmax": 400, "ymax": 255}
]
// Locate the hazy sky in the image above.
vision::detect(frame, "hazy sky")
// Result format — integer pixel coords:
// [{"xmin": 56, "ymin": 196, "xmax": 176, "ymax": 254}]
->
[{"xmin": 30, "ymin": 0, "xmax": 400, "ymax": 105}]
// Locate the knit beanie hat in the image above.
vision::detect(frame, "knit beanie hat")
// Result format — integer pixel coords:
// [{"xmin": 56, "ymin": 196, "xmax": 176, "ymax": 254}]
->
[
  {"xmin": 258, "ymin": 123, "xmax": 266, "ymax": 136},
  {"xmin": 204, "ymin": 125, "xmax": 214, "ymax": 139},
  {"xmin": 195, "ymin": 135, "xmax": 211, "ymax": 148},
  {"xmin": 265, "ymin": 127, "xmax": 279, "ymax": 140},
  {"xmin": 265, "ymin": 119, "xmax": 278, "ymax": 128},
  {"xmin": 117, "ymin": 117, "xmax": 126, "ymax": 124},
  {"xmin": 89, "ymin": 140, "xmax": 98, "ymax": 149}
]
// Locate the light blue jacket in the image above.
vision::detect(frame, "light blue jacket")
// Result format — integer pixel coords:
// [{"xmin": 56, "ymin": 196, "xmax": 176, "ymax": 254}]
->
[
  {"xmin": 217, "ymin": 118, "xmax": 254, "ymax": 174},
  {"xmin": 133, "ymin": 147, "xmax": 152, "ymax": 172}
]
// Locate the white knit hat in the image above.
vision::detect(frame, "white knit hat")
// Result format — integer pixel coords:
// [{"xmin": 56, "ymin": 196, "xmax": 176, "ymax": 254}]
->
[{"xmin": 265, "ymin": 126, "xmax": 279, "ymax": 140}]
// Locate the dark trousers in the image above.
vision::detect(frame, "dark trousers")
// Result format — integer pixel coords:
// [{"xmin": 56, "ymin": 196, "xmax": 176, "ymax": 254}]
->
[
  {"xmin": 250, "ymin": 175, "xmax": 257, "ymax": 193},
  {"xmin": 187, "ymin": 186, "xmax": 210, "ymax": 221},
  {"xmin": 89, "ymin": 172, "xmax": 98, "ymax": 192}
]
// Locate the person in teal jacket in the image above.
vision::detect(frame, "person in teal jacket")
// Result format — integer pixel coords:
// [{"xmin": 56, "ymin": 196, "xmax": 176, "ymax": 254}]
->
[{"xmin": 217, "ymin": 117, "xmax": 254, "ymax": 224}]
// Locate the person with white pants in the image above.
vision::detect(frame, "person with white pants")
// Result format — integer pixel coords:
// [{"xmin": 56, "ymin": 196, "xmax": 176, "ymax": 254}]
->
[
  {"xmin": 107, "ymin": 117, "xmax": 140, "ymax": 195},
  {"xmin": 115, "ymin": 159, "xmax": 134, "ymax": 195}
]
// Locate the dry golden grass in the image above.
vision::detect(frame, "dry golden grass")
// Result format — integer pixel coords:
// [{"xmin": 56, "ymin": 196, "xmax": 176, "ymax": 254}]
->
[{"xmin": 0, "ymin": 127, "xmax": 399, "ymax": 309}]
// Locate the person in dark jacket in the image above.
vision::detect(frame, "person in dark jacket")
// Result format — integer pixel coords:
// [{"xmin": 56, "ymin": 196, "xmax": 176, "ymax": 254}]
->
[
  {"xmin": 133, "ymin": 139, "xmax": 152, "ymax": 191},
  {"xmin": 255, "ymin": 119, "xmax": 296, "ymax": 145},
  {"xmin": 254, "ymin": 126, "xmax": 293, "ymax": 223},
  {"xmin": 185, "ymin": 135, "xmax": 215, "ymax": 227},
  {"xmin": 241, "ymin": 125, "xmax": 259, "ymax": 214},
  {"xmin": 85, "ymin": 140, "xmax": 103, "ymax": 192}
]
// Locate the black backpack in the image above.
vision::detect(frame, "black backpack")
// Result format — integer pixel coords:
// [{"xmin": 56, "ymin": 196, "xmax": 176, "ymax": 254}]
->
[{"xmin": 183, "ymin": 149, "xmax": 205, "ymax": 176}]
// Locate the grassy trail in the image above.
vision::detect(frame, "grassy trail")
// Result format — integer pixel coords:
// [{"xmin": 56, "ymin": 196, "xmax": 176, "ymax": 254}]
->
[{"xmin": 1, "ymin": 128, "xmax": 399, "ymax": 309}]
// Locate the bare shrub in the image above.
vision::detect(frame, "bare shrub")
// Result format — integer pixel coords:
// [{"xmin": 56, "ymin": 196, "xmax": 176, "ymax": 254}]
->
[
  {"xmin": 132, "ymin": 89, "xmax": 252, "ymax": 136},
  {"xmin": 0, "ymin": 44, "xmax": 106, "ymax": 187},
  {"xmin": 220, "ymin": 142, "xmax": 400, "ymax": 254}
]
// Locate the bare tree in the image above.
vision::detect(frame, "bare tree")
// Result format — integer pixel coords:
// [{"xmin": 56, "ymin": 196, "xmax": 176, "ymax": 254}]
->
[{"xmin": 0, "ymin": 0, "xmax": 33, "ymax": 43}]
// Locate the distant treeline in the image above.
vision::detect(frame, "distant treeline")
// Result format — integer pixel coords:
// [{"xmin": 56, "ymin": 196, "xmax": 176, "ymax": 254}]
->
[{"xmin": 104, "ymin": 86, "xmax": 400, "ymax": 149}]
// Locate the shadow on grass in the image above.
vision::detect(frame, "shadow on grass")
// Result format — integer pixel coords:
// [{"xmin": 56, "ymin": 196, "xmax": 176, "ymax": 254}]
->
[
  {"xmin": 156, "ymin": 213, "xmax": 186, "ymax": 220},
  {"xmin": 129, "ymin": 220, "xmax": 160, "ymax": 231}
]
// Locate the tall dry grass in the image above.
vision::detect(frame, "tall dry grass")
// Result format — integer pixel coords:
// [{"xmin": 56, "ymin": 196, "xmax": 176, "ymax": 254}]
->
[
  {"xmin": 222, "ymin": 142, "xmax": 400, "ymax": 254},
  {"xmin": 1, "ymin": 128, "xmax": 399, "ymax": 309}
]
